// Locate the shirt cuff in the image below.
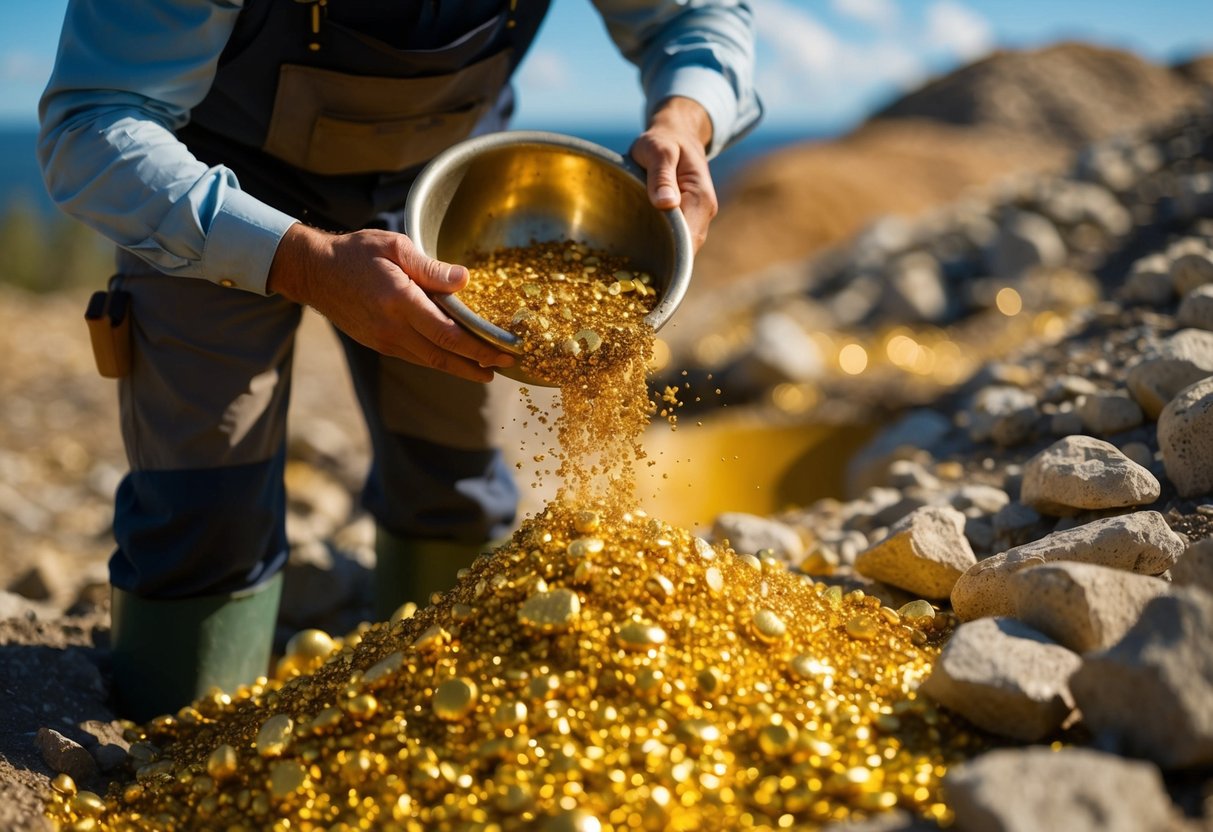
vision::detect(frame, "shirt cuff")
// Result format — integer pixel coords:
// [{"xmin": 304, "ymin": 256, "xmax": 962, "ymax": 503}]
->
[
  {"xmin": 201, "ymin": 189, "xmax": 298, "ymax": 295},
  {"xmin": 645, "ymin": 63, "xmax": 740, "ymax": 159}
]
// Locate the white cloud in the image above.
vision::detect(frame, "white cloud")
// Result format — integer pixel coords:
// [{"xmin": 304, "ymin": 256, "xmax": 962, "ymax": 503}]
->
[
  {"xmin": 748, "ymin": 0, "xmax": 997, "ymax": 127},
  {"xmin": 0, "ymin": 51, "xmax": 51, "ymax": 85},
  {"xmin": 515, "ymin": 48, "xmax": 575, "ymax": 94},
  {"xmin": 832, "ymin": 0, "xmax": 898, "ymax": 29},
  {"xmin": 751, "ymin": 0, "xmax": 927, "ymax": 124},
  {"xmin": 923, "ymin": 1, "xmax": 994, "ymax": 61}
]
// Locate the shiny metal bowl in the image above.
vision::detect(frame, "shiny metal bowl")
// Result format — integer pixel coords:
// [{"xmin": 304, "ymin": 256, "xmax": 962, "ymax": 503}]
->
[{"xmin": 405, "ymin": 130, "xmax": 694, "ymax": 387}]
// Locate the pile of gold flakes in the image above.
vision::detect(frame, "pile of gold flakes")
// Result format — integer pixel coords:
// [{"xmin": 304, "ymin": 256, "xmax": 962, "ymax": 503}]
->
[{"xmin": 47, "ymin": 242, "xmax": 979, "ymax": 831}]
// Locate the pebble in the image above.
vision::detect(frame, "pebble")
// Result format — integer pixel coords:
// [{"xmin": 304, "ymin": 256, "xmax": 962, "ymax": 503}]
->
[
  {"xmin": 854, "ymin": 506, "xmax": 977, "ymax": 599},
  {"xmin": 1177, "ymin": 283, "xmax": 1213, "ymax": 330},
  {"xmin": 919, "ymin": 617, "xmax": 1080, "ymax": 742},
  {"xmin": 986, "ymin": 209, "xmax": 1067, "ymax": 279},
  {"xmin": 710, "ymin": 512, "xmax": 804, "ymax": 561},
  {"xmin": 1157, "ymin": 375, "xmax": 1213, "ymax": 498},
  {"xmin": 1009, "ymin": 561, "xmax": 1170, "ymax": 653},
  {"xmin": 1117, "ymin": 440, "xmax": 1154, "ymax": 470},
  {"xmin": 1121, "ymin": 253, "xmax": 1174, "ymax": 306},
  {"xmin": 1075, "ymin": 392, "xmax": 1143, "ymax": 435},
  {"xmin": 1126, "ymin": 355, "xmax": 1212, "ymax": 420},
  {"xmin": 944, "ymin": 747, "xmax": 1176, "ymax": 832},
  {"xmin": 1070, "ymin": 588, "xmax": 1213, "ymax": 768},
  {"xmin": 1019, "ymin": 435, "xmax": 1159, "ymax": 515},
  {"xmin": 1170, "ymin": 246, "xmax": 1213, "ymax": 295},
  {"xmin": 35, "ymin": 727, "xmax": 99, "ymax": 784},
  {"xmin": 951, "ymin": 511, "xmax": 1185, "ymax": 620},
  {"xmin": 1171, "ymin": 537, "xmax": 1213, "ymax": 593}
]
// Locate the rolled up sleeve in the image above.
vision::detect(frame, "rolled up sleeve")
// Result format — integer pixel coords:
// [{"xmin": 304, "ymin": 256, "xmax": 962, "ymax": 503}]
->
[
  {"xmin": 591, "ymin": 0, "xmax": 763, "ymax": 157},
  {"xmin": 37, "ymin": 0, "xmax": 297, "ymax": 294}
]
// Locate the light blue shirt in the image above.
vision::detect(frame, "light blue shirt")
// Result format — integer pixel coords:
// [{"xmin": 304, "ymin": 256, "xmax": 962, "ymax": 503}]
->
[{"xmin": 38, "ymin": 0, "xmax": 762, "ymax": 295}]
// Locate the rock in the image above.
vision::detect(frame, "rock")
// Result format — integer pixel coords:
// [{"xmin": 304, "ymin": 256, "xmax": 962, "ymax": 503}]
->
[
  {"xmin": 1177, "ymin": 284, "xmax": 1213, "ymax": 330},
  {"xmin": 919, "ymin": 617, "xmax": 1079, "ymax": 741},
  {"xmin": 7, "ymin": 564, "xmax": 56, "ymax": 601},
  {"xmin": 854, "ymin": 506, "xmax": 977, "ymax": 599},
  {"xmin": 1171, "ymin": 246, "xmax": 1213, "ymax": 296},
  {"xmin": 711, "ymin": 512, "xmax": 805, "ymax": 561},
  {"xmin": 1075, "ymin": 392, "xmax": 1143, "ymax": 435},
  {"xmin": 1127, "ymin": 329, "xmax": 1213, "ymax": 419},
  {"xmin": 725, "ymin": 310, "xmax": 824, "ymax": 392},
  {"xmin": 880, "ymin": 252, "xmax": 949, "ymax": 323},
  {"xmin": 1048, "ymin": 409, "xmax": 1084, "ymax": 437},
  {"xmin": 1043, "ymin": 375, "xmax": 1099, "ymax": 403},
  {"xmin": 884, "ymin": 459, "xmax": 941, "ymax": 492},
  {"xmin": 1020, "ymin": 435, "xmax": 1160, "ymax": 515},
  {"xmin": 35, "ymin": 727, "xmax": 99, "ymax": 783},
  {"xmin": 991, "ymin": 502, "xmax": 1041, "ymax": 536},
  {"xmin": 949, "ymin": 484, "xmax": 1010, "ymax": 515},
  {"xmin": 967, "ymin": 386, "xmax": 1038, "ymax": 447},
  {"xmin": 1121, "ymin": 253, "xmax": 1174, "ymax": 306},
  {"xmin": 1158, "ymin": 376, "xmax": 1213, "ymax": 498},
  {"xmin": 845, "ymin": 409, "xmax": 952, "ymax": 497},
  {"xmin": 1172, "ymin": 538, "xmax": 1213, "ymax": 592},
  {"xmin": 1070, "ymin": 588, "xmax": 1213, "ymax": 768},
  {"xmin": 1127, "ymin": 357, "xmax": 1213, "ymax": 420},
  {"xmin": 987, "ymin": 210, "xmax": 1067, "ymax": 279},
  {"xmin": 952, "ymin": 511, "xmax": 1185, "ymax": 620},
  {"xmin": 1010, "ymin": 562, "xmax": 1170, "ymax": 653},
  {"xmin": 945, "ymin": 747, "xmax": 1176, "ymax": 832},
  {"xmin": 1118, "ymin": 440, "xmax": 1154, "ymax": 470}
]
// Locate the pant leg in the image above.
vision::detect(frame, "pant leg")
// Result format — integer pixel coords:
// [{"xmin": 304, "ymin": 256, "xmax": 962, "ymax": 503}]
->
[
  {"xmin": 109, "ymin": 251, "xmax": 301, "ymax": 600},
  {"xmin": 336, "ymin": 330, "xmax": 519, "ymax": 543}
]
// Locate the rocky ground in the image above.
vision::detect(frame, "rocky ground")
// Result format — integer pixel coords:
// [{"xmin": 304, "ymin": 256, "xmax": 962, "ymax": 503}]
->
[{"xmin": 5, "ymin": 42, "xmax": 1213, "ymax": 832}]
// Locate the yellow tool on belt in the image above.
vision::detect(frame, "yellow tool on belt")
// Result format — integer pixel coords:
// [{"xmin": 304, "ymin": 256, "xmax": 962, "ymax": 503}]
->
[{"xmin": 84, "ymin": 287, "xmax": 132, "ymax": 378}]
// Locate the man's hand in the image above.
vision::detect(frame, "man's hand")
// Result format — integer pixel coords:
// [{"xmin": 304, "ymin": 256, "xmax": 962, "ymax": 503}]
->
[
  {"xmin": 267, "ymin": 223, "xmax": 515, "ymax": 383},
  {"xmin": 629, "ymin": 96, "xmax": 718, "ymax": 251}
]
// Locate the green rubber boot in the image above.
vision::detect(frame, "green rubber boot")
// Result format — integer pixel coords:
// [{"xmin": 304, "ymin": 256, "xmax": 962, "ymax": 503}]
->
[
  {"xmin": 110, "ymin": 573, "xmax": 283, "ymax": 722},
  {"xmin": 372, "ymin": 528, "xmax": 491, "ymax": 621}
]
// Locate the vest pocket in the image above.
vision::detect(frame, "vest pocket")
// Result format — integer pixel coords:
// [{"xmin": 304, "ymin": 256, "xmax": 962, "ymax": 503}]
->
[{"xmin": 263, "ymin": 51, "xmax": 511, "ymax": 176}]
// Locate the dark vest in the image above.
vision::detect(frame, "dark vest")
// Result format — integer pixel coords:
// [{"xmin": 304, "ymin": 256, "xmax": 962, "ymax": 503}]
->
[{"xmin": 178, "ymin": 0, "xmax": 550, "ymax": 231}]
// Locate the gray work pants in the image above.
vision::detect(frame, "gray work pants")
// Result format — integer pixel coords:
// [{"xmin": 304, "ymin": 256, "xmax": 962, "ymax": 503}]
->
[{"xmin": 108, "ymin": 250, "xmax": 519, "ymax": 600}]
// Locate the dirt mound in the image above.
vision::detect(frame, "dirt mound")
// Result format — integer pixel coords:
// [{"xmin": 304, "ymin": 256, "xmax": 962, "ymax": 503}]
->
[
  {"xmin": 875, "ymin": 42, "xmax": 1202, "ymax": 149},
  {"xmin": 693, "ymin": 42, "xmax": 1204, "ymax": 293},
  {"xmin": 1176, "ymin": 53, "xmax": 1213, "ymax": 89},
  {"xmin": 692, "ymin": 120, "xmax": 1066, "ymax": 293}
]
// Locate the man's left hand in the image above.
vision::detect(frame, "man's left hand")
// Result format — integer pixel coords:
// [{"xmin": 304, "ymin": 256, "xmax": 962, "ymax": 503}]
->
[{"xmin": 630, "ymin": 96, "xmax": 718, "ymax": 252}]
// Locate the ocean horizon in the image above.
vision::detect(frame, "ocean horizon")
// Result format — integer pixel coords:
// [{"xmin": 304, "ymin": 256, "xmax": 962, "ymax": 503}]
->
[{"xmin": 1, "ymin": 122, "xmax": 828, "ymax": 218}]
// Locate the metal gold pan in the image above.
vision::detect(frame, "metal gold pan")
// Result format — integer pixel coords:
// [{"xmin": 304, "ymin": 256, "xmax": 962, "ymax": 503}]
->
[{"xmin": 405, "ymin": 130, "xmax": 694, "ymax": 387}]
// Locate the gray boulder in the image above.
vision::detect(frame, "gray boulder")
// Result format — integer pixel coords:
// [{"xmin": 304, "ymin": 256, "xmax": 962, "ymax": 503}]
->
[
  {"xmin": 1010, "ymin": 561, "xmax": 1170, "ymax": 653},
  {"xmin": 1177, "ymin": 283, "xmax": 1213, "ymax": 331},
  {"xmin": 1158, "ymin": 376, "xmax": 1213, "ymax": 498},
  {"xmin": 951, "ymin": 511, "xmax": 1185, "ymax": 620},
  {"xmin": 1070, "ymin": 588, "xmax": 1213, "ymax": 768},
  {"xmin": 711, "ymin": 512, "xmax": 805, "ymax": 561},
  {"xmin": 1172, "ymin": 537, "xmax": 1213, "ymax": 593},
  {"xmin": 945, "ymin": 747, "xmax": 1175, "ymax": 832},
  {"xmin": 854, "ymin": 506, "xmax": 977, "ymax": 599},
  {"xmin": 920, "ymin": 617, "xmax": 1079, "ymax": 741},
  {"xmin": 987, "ymin": 210, "xmax": 1067, "ymax": 279},
  {"xmin": 1076, "ymin": 392, "xmax": 1144, "ymax": 435},
  {"xmin": 1020, "ymin": 435, "xmax": 1159, "ymax": 515}
]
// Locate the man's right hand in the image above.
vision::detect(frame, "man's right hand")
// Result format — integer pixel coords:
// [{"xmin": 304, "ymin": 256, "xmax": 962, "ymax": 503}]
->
[{"xmin": 267, "ymin": 223, "xmax": 515, "ymax": 383}]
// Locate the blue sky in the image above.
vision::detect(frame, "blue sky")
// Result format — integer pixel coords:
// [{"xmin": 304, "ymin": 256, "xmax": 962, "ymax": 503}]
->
[{"xmin": 3, "ymin": 1, "xmax": 1212, "ymax": 137}]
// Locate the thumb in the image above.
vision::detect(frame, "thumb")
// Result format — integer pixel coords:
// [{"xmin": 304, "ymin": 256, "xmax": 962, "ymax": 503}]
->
[{"xmin": 395, "ymin": 236, "xmax": 469, "ymax": 292}]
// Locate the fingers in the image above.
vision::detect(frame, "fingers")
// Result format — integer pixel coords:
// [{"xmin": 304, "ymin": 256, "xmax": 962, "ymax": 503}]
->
[
  {"xmin": 392, "ymin": 235, "xmax": 470, "ymax": 293},
  {"xmin": 632, "ymin": 131, "xmax": 718, "ymax": 251}
]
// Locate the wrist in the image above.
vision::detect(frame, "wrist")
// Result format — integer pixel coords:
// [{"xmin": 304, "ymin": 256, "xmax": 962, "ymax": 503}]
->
[
  {"xmin": 267, "ymin": 222, "xmax": 329, "ymax": 303},
  {"xmin": 648, "ymin": 96, "xmax": 713, "ymax": 151}
]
